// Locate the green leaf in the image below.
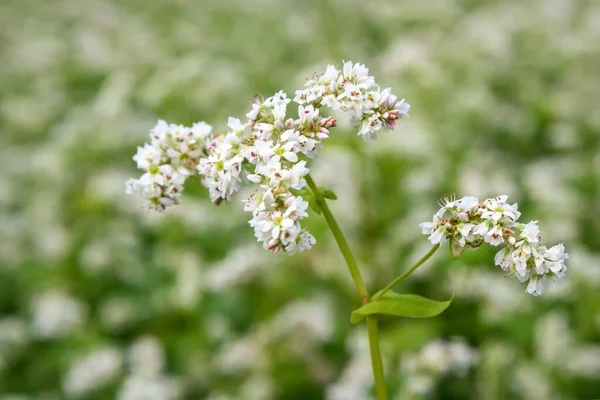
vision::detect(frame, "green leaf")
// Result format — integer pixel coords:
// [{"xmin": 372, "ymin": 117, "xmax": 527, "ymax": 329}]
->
[
  {"xmin": 350, "ymin": 292, "xmax": 454, "ymax": 324},
  {"xmin": 319, "ymin": 187, "xmax": 338, "ymax": 200},
  {"xmin": 308, "ymin": 198, "xmax": 322, "ymax": 214}
]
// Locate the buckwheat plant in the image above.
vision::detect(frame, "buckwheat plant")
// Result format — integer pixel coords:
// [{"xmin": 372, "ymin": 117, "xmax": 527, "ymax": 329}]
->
[{"xmin": 126, "ymin": 61, "xmax": 568, "ymax": 399}]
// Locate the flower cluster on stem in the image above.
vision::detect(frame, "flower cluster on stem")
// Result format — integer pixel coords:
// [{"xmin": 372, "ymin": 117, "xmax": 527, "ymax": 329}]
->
[
  {"xmin": 294, "ymin": 61, "xmax": 410, "ymax": 140},
  {"xmin": 125, "ymin": 120, "xmax": 212, "ymax": 210},
  {"xmin": 419, "ymin": 194, "xmax": 568, "ymax": 295},
  {"xmin": 126, "ymin": 61, "xmax": 410, "ymax": 254}
]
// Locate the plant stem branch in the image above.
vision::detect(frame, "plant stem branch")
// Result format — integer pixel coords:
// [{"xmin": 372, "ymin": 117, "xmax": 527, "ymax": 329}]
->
[
  {"xmin": 373, "ymin": 244, "xmax": 440, "ymax": 301},
  {"xmin": 305, "ymin": 173, "xmax": 387, "ymax": 400},
  {"xmin": 366, "ymin": 315, "xmax": 387, "ymax": 400}
]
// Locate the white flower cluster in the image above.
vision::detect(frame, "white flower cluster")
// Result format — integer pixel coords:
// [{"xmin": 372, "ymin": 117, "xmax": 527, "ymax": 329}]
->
[
  {"xmin": 294, "ymin": 61, "xmax": 410, "ymax": 140},
  {"xmin": 241, "ymin": 92, "xmax": 334, "ymax": 253},
  {"xmin": 126, "ymin": 120, "xmax": 212, "ymax": 210},
  {"xmin": 197, "ymin": 117, "xmax": 247, "ymax": 203},
  {"xmin": 420, "ymin": 194, "xmax": 569, "ymax": 296},
  {"xmin": 127, "ymin": 61, "xmax": 410, "ymax": 254}
]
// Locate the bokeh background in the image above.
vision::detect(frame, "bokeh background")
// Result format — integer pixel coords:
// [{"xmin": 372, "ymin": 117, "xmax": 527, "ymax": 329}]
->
[{"xmin": 1, "ymin": 0, "xmax": 599, "ymax": 399}]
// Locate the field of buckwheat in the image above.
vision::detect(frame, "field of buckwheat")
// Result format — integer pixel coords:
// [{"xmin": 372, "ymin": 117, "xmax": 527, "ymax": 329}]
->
[{"xmin": 1, "ymin": 0, "xmax": 600, "ymax": 399}]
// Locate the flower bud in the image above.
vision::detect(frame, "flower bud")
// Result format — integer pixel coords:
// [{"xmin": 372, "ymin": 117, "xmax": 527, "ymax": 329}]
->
[
  {"xmin": 284, "ymin": 195, "xmax": 296, "ymax": 207},
  {"xmin": 387, "ymin": 94, "xmax": 398, "ymax": 107},
  {"xmin": 247, "ymin": 174, "xmax": 262, "ymax": 183}
]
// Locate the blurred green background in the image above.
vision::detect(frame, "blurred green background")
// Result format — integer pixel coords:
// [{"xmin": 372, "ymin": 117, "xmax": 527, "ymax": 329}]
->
[{"xmin": 1, "ymin": 0, "xmax": 599, "ymax": 399}]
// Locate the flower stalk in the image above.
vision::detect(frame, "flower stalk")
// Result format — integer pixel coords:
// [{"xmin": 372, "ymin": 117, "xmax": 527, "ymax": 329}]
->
[
  {"xmin": 305, "ymin": 173, "xmax": 388, "ymax": 400},
  {"xmin": 373, "ymin": 244, "xmax": 440, "ymax": 301}
]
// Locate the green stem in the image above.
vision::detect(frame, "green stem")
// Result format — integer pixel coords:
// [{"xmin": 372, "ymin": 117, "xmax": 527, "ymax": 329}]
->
[
  {"xmin": 366, "ymin": 316, "xmax": 387, "ymax": 400},
  {"xmin": 305, "ymin": 174, "xmax": 387, "ymax": 400},
  {"xmin": 373, "ymin": 244, "xmax": 440, "ymax": 301}
]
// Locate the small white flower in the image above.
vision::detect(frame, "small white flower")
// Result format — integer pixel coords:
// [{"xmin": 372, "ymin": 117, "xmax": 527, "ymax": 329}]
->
[
  {"xmin": 395, "ymin": 99, "xmax": 411, "ymax": 118},
  {"xmin": 198, "ymin": 134, "xmax": 244, "ymax": 202},
  {"xmin": 190, "ymin": 121, "xmax": 213, "ymax": 139},
  {"xmin": 132, "ymin": 144, "xmax": 162, "ymax": 171},
  {"xmin": 341, "ymin": 61, "xmax": 376, "ymax": 89},
  {"xmin": 480, "ymin": 195, "xmax": 521, "ymax": 224},
  {"xmin": 297, "ymin": 104, "xmax": 320, "ymax": 124},
  {"xmin": 526, "ymin": 275, "xmax": 545, "ymax": 296},
  {"xmin": 419, "ymin": 216, "xmax": 449, "ymax": 246}
]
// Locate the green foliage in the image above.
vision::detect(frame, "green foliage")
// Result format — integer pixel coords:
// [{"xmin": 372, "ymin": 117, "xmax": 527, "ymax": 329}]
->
[{"xmin": 351, "ymin": 293, "xmax": 454, "ymax": 324}]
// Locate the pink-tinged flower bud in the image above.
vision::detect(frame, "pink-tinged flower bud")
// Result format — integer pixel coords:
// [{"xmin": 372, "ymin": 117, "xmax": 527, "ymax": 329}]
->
[
  {"xmin": 284, "ymin": 196, "xmax": 296, "ymax": 207},
  {"xmin": 387, "ymin": 94, "xmax": 398, "ymax": 107},
  {"xmin": 458, "ymin": 212, "xmax": 469, "ymax": 222},
  {"xmin": 320, "ymin": 116, "xmax": 336, "ymax": 128},
  {"xmin": 306, "ymin": 131, "xmax": 315, "ymax": 138},
  {"xmin": 379, "ymin": 88, "xmax": 390, "ymax": 105},
  {"xmin": 317, "ymin": 132, "xmax": 329, "ymax": 140},
  {"xmin": 275, "ymin": 120, "xmax": 284, "ymax": 131}
]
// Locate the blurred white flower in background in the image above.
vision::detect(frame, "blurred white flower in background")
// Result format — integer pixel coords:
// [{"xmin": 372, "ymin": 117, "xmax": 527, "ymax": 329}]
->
[
  {"xmin": 534, "ymin": 312, "xmax": 573, "ymax": 366},
  {"xmin": 99, "ymin": 297, "xmax": 140, "ymax": 332},
  {"xmin": 512, "ymin": 363, "xmax": 558, "ymax": 400},
  {"xmin": 565, "ymin": 346, "xmax": 600, "ymax": 378},
  {"xmin": 399, "ymin": 338, "xmax": 478, "ymax": 397},
  {"xmin": 30, "ymin": 291, "xmax": 87, "ymax": 339},
  {"xmin": 128, "ymin": 336, "xmax": 165, "ymax": 377},
  {"xmin": 169, "ymin": 252, "xmax": 203, "ymax": 310},
  {"xmin": 118, "ymin": 376, "xmax": 181, "ymax": 400},
  {"xmin": 217, "ymin": 335, "xmax": 267, "ymax": 375},
  {"xmin": 118, "ymin": 336, "xmax": 182, "ymax": 400},
  {"xmin": 326, "ymin": 331, "xmax": 373, "ymax": 400},
  {"xmin": 204, "ymin": 245, "xmax": 270, "ymax": 292},
  {"xmin": 63, "ymin": 346, "xmax": 123, "ymax": 397},
  {"xmin": 238, "ymin": 374, "xmax": 274, "ymax": 400},
  {"xmin": 270, "ymin": 297, "xmax": 334, "ymax": 341}
]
